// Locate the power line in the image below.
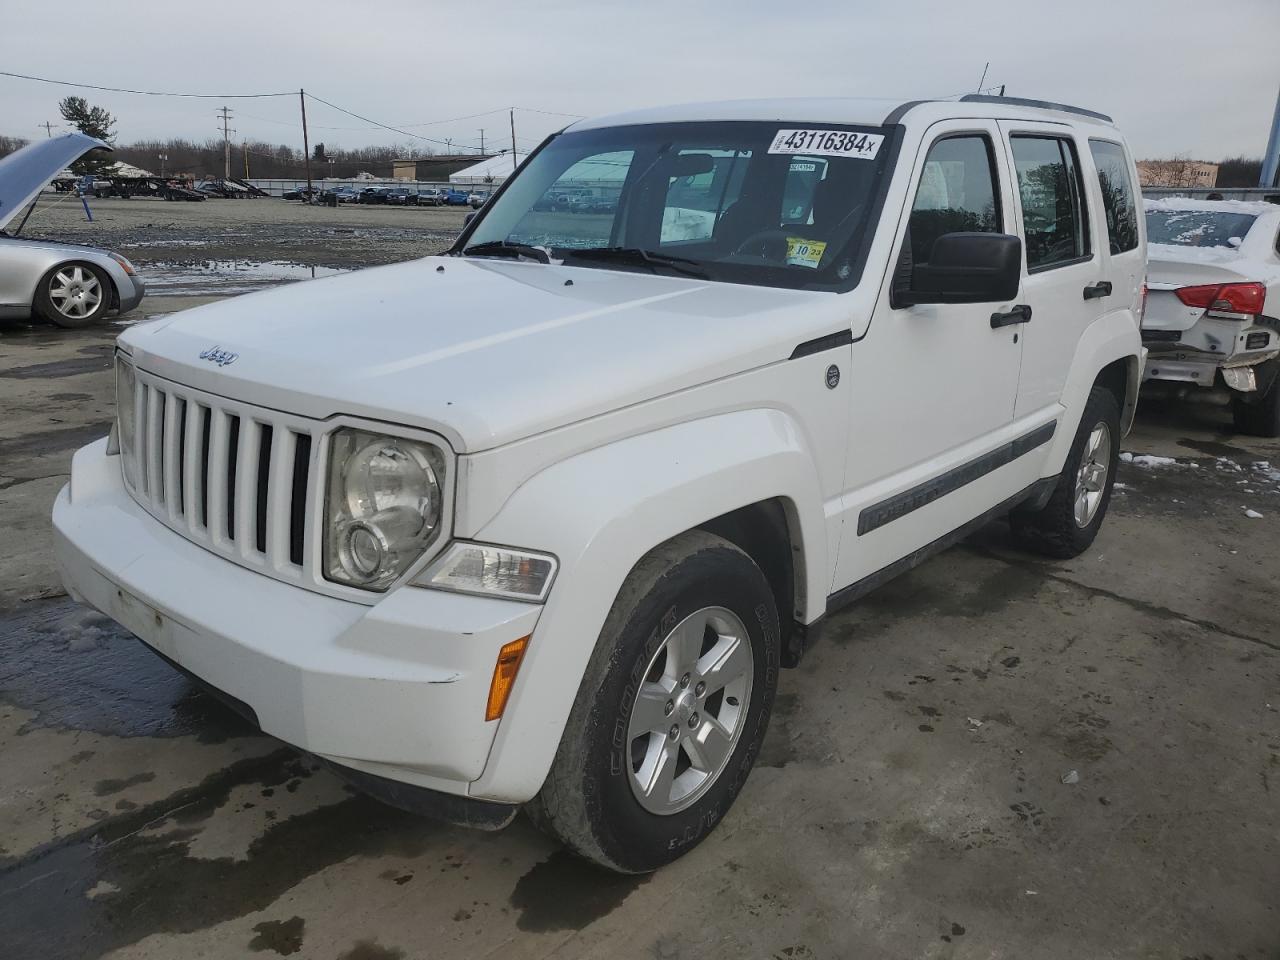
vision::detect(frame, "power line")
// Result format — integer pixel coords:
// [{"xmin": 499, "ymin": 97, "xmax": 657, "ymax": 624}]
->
[
  {"xmin": 303, "ymin": 92, "xmax": 486, "ymax": 151},
  {"xmin": 0, "ymin": 69, "xmax": 294, "ymax": 98}
]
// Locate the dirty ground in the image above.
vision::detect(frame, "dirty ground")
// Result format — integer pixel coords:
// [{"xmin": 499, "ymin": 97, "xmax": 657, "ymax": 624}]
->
[{"xmin": 1, "ymin": 200, "xmax": 1278, "ymax": 959}]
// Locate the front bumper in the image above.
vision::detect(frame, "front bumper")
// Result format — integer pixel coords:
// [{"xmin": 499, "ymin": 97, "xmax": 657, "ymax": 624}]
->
[
  {"xmin": 116, "ymin": 273, "xmax": 146, "ymax": 314},
  {"xmin": 53, "ymin": 439, "xmax": 542, "ymax": 800}
]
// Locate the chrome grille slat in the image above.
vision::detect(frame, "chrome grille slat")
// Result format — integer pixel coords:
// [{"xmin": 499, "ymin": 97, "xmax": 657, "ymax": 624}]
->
[{"xmin": 126, "ymin": 370, "xmax": 315, "ymax": 588}]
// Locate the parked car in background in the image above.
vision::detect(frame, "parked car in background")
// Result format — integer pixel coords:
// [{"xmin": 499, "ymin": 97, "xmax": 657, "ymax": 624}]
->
[
  {"xmin": 75, "ymin": 173, "xmax": 113, "ymax": 197},
  {"xmin": 1142, "ymin": 198, "xmax": 1280, "ymax": 435},
  {"xmin": 55, "ymin": 96, "xmax": 1143, "ymax": 873},
  {"xmin": 0, "ymin": 134, "xmax": 145, "ymax": 328},
  {"xmin": 468, "ymin": 192, "xmax": 491, "ymax": 209},
  {"xmin": 332, "ymin": 187, "xmax": 360, "ymax": 204},
  {"xmin": 414, "ymin": 190, "xmax": 442, "ymax": 206},
  {"xmin": 444, "ymin": 189, "xmax": 470, "ymax": 206},
  {"xmin": 281, "ymin": 186, "xmax": 317, "ymax": 201},
  {"xmin": 385, "ymin": 187, "xmax": 414, "ymax": 206}
]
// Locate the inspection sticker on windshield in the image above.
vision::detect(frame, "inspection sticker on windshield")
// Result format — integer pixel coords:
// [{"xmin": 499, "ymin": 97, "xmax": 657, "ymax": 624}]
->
[
  {"xmin": 786, "ymin": 237, "xmax": 827, "ymax": 268},
  {"xmin": 769, "ymin": 129, "xmax": 883, "ymax": 160}
]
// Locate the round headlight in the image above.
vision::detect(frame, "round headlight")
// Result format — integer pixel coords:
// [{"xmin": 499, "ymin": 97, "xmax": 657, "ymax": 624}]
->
[{"xmin": 324, "ymin": 430, "xmax": 447, "ymax": 591}]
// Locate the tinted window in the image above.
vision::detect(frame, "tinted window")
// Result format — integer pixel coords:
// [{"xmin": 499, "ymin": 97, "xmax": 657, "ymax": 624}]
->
[
  {"xmin": 1145, "ymin": 208, "xmax": 1257, "ymax": 249},
  {"xmin": 1089, "ymin": 141, "xmax": 1139, "ymax": 254},
  {"xmin": 1011, "ymin": 136, "xmax": 1090, "ymax": 270},
  {"xmin": 908, "ymin": 136, "xmax": 1000, "ymax": 264}
]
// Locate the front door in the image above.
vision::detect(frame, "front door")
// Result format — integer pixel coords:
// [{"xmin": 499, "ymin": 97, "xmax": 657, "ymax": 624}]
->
[{"xmin": 832, "ymin": 119, "xmax": 1026, "ymax": 593}]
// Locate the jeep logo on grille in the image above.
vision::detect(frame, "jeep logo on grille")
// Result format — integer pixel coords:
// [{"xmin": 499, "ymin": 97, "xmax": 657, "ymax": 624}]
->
[{"xmin": 198, "ymin": 346, "xmax": 239, "ymax": 367}]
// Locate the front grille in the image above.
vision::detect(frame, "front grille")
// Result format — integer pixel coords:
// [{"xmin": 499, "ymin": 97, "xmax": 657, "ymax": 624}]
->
[{"xmin": 129, "ymin": 368, "xmax": 318, "ymax": 588}]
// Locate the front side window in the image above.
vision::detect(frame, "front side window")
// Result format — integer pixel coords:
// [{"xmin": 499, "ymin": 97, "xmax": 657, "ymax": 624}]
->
[
  {"xmin": 907, "ymin": 135, "xmax": 1001, "ymax": 265},
  {"xmin": 1089, "ymin": 141, "xmax": 1139, "ymax": 254},
  {"xmin": 1011, "ymin": 136, "xmax": 1091, "ymax": 271},
  {"xmin": 461, "ymin": 121, "xmax": 894, "ymax": 291}
]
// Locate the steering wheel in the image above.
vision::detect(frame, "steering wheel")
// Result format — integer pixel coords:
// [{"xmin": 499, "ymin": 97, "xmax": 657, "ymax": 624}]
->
[{"xmin": 732, "ymin": 229, "xmax": 797, "ymax": 261}]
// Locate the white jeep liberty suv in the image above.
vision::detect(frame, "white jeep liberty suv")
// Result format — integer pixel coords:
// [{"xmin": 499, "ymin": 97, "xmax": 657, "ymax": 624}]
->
[{"xmin": 54, "ymin": 95, "xmax": 1145, "ymax": 873}]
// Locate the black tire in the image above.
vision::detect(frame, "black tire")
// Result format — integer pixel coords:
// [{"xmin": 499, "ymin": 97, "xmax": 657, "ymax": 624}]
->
[
  {"xmin": 1010, "ymin": 385, "xmax": 1121, "ymax": 559},
  {"xmin": 526, "ymin": 530, "xmax": 779, "ymax": 873},
  {"xmin": 33, "ymin": 262, "xmax": 113, "ymax": 329},
  {"xmin": 1231, "ymin": 368, "xmax": 1280, "ymax": 437}
]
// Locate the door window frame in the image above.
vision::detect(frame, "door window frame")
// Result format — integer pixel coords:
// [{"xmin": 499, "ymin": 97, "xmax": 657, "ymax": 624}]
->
[
  {"xmin": 901, "ymin": 130, "xmax": 1009, "ymax": 259},
  {"xmin": 1005, "ymin": 132, "xmax": 1095, "ymax": 275},
  {"xmin": 1086, "ymin": 137, "xmax": 1141, "ymax": 257}
]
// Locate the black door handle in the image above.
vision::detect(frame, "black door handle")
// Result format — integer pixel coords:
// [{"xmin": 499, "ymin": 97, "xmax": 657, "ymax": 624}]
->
[
  {"xmin": 990, "ymin": 304, "xmax": 1032, "ymax": 328},
  {"xmin": 1083, "ymin": 281, "xmax": 1113, "ymax": 300}
]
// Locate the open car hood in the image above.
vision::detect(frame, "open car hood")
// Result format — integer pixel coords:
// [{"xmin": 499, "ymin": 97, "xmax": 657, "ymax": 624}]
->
[{"xmin": 0, "ymin": 132, "xmax": 111, "ymax": 231}]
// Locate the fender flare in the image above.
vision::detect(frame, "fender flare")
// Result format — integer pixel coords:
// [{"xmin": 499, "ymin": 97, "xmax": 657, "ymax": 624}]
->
[
  {"xmin": 467, "ymin": 407, "xmax": 829, "ymax": 802},
  {"xmin": 1043, "ymin": 311, "xmax": 1142, "ymax": 474}
]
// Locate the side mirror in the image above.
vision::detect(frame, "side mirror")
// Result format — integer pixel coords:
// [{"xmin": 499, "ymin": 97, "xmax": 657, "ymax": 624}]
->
[
  {"xmin": 463, "ymin": 212, "xmax": 477, "ymax": 226},
  {"xmin": 899, "ymin": 232, "xmax": 1021, "ymax": 306}
]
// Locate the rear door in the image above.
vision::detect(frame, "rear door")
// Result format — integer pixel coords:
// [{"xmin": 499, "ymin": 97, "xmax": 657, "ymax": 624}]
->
[{"xmin": 996, "ymin": 123, "xmax": 1105, "ymax": 419}]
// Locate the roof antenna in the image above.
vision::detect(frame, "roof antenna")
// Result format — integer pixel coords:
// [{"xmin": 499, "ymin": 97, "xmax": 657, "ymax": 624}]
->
[{"xmin": 976, "ymin": 62, "xmax": 989, "ymax": 92}]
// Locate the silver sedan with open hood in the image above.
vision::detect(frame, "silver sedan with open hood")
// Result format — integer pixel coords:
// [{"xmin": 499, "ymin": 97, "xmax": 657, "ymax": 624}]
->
[{"xmin": 0, "ymin": 133, "xmax": 145, "ymax": 328}]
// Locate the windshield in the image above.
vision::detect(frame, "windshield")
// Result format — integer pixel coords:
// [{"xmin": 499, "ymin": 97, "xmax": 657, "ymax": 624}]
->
[
  {"xmin": 1145, "ymin": 209, "xmax": 1256, "ymax": 249},
  {"xmin": 460, "ymin": 121, "xmax": 894, "ymax": 290}
]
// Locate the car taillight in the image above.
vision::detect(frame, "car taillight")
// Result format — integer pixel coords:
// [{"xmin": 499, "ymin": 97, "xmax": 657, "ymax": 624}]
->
[{"xmin": 1175, "ymin": 282, "xmax": 1266, "ymax": 315}]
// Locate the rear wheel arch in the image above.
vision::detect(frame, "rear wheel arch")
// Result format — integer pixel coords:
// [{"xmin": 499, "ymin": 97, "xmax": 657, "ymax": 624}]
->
[{"xmin": 1095, "ymin": 355, "xmax": 1139, "ymax": 436}]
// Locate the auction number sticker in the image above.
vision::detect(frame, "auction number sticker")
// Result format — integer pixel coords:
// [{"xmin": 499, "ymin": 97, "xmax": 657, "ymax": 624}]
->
[
  {"xmin": 768, "ymin": 129, "xmax": 883, "ymax": 160},
  {"xmin": 786, "ymin": 237, "xmax": 827, "ymax": 269}
]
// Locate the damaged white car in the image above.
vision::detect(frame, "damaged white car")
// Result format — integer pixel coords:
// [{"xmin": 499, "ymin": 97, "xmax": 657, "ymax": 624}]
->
[
  {"xmin": 0, "ymin": 133, "xmax": 145, "ymax": 328},
  {"xmin": 1143, "ymin": 198, "xmax": 1280, "ymax": 435}
]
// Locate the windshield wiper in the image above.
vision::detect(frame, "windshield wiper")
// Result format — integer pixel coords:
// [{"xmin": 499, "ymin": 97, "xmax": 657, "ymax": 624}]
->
[
  {"xmin": 461, "ymin": 240, "xmax": 550, "ymax": 264},
  {"xmin": 563, "ymin": 247, "xmax": 709, "ymax": 279}
]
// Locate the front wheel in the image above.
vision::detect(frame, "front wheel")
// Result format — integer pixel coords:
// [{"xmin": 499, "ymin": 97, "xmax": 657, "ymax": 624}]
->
[
  {"xmin": 1011, "ymin": 385, "xmax": 1121, "ymax": 559},
  {"xmin": 34, "ymin": 262, "xmax": 112, "ymax": 328},
  {"xmin": 527, "ymin": 530, "xmax": 779, "ymax": 873}
]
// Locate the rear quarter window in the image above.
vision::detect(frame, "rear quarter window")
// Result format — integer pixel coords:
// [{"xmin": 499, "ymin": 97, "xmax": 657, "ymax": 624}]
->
[{"xmin": 1088, "ymin": 141, "xmax": 1139, "ymax": 254}]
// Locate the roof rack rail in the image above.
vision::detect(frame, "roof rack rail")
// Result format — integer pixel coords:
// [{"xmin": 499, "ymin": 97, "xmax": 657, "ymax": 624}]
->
[{"xmin": 959, "ymin": 94, "xmax": 1113, "ymax": 123}]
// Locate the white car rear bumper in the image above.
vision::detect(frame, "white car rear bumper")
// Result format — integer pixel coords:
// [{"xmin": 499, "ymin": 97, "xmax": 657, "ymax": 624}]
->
[{"xmin": 52, "ymin": 439, "xmax": 542, "ymax": 802}]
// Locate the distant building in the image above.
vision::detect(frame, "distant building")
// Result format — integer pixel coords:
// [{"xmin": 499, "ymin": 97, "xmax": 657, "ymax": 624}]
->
[
  {"xmin": 392, "ymin": 155, "xmax": 497, "ymax": 180},
  {"xmin": 1137, "ymin": 160, "xmax": 1219, "ymax": 189}
]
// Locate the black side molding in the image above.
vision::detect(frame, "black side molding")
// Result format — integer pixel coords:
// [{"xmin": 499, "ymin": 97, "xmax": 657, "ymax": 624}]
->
[
  {"xmin": 828, "ymin": 476, "xmax": 1058, "ymax": 615},
  {"xmin": 790, "ymin": 329, "xmax": 853, "ymax": 359},
  {"xmin": 857, "ymin": 422, "xmax": 1056, "ymax": 536}
]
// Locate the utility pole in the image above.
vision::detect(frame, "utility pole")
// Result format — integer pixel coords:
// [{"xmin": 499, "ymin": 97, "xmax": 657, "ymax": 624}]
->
[
  {"xmin": 300, "ymin": 89, "xmax": 313, "ymax": 200},
  {"xmin": 243, "ymin": 141, "xmax": 250, "ymax": 180},
  {"xmin": 478, "ymin": 128, "xmax": 485, "ymax": 154},
  {"xmin": 1261, "ymin": 83, "xmax": 1280, "ymax": 189},
  {"xmin": 510, "ymin": 108, "xmax": 517, "ymax": 172},
  {"xmin": 217, "ymin": 106, "xmax": 235, "ymax": 180},
  {"xmin": 39, "ymin": 120, "xmax": 55, "ymax": 137}
]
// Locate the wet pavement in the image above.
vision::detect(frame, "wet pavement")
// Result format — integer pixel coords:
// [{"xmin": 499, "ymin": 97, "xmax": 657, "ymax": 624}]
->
[{"xmin": 1, "ymin": 213, "xmax": 1278, "ymax": 957}]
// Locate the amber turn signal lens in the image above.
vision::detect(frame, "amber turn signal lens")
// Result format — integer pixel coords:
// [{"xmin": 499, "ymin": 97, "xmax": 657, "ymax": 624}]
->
[{"xmin": 485, "ymin": 636, "xmax": 530, "ymax": 721}]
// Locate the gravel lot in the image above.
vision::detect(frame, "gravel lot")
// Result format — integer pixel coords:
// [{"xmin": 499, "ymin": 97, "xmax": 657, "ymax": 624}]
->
[{"xmin": 1, "ymin": 199, "xmax": 1278, "ymax": 959}]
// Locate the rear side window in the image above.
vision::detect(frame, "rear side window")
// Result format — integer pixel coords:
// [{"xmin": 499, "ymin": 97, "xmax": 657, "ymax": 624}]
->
[
  {"xmin": 907, "ymin": 135, "xmax": 1001, "ymax": 265},
  {"xmin": 1089, "ymin": 141, "xmax": 1139, "ymax": 254},
  {"xmin": 1010, "ymin": 136, "xmax": 1091, "ymax": 271}
]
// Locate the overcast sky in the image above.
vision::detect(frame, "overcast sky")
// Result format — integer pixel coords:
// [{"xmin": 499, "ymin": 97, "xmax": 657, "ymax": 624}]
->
[{"xmin": 3, "ymin": 0, "xmax": 1278, "ymax": 162}]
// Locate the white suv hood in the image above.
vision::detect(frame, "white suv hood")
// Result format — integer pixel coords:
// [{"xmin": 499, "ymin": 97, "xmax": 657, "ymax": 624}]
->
[{"xmin": 121, "ymin": 255, "xmax": 839, "ymax": 452}]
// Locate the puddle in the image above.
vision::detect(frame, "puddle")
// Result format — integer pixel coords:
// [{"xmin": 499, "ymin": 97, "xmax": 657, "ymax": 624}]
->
[{"xmin": 141, "ymin": 260, "xmax": 347, "ymax": 297}]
